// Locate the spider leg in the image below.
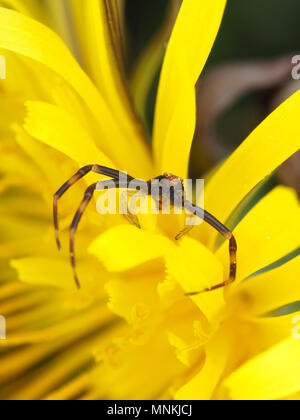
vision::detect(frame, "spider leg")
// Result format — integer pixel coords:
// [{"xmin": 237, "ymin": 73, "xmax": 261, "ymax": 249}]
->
[
  {"xmin": 120, "ymin": 191, "xmax": 141, "ymax": 229},
  {"xmin": 69, "ymin": 178, "xmax": 138, "ymax": 289},
  {"xmin": 120, "ymin": 179, "xmax": 151, "ymax": 229},
  {"xmin": 53, "ymin": 165, "xmax": 134, "ymax": 249},
  {"xmin": 175, "ymin": 225, "xmax": 194, "ymax": 241},
  {"xmin": 184, "ymin": 201, "xmax": 237, "ymax": 295},
  {"xmin": 70, "ymin": 183, "xmax": 97, "ymax": 289}
]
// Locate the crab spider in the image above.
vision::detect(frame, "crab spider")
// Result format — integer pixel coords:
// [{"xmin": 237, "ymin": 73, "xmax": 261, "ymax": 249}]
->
[{"xmin": 53, "ymin": 165, "xmax": 237, "ymax": 294}]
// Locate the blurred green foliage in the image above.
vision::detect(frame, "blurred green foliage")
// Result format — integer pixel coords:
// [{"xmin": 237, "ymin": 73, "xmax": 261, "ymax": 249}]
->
[
  {"xmin": 126, "ymin": 0, "xmax": 300, "ymax": 66},
  {"xmin": 209, "ymin": 0, "xmax": 300, "ymax": 64}
]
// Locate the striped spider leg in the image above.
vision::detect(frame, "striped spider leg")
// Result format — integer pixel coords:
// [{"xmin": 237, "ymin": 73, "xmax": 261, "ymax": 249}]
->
[
  {"xmin": 54, "ymin": 168, "xmax": 237, "ymax": 293},
  {"xmin": 53, "ymin": 165, "xmax": 136, "ymax": 289},
  {"xmin": 158, "ymin": 174, "xmax": 237, "ymax": 295},
  {"xmin": 182, "ymin": 203, "xmax": 237, "ymax": 295}
]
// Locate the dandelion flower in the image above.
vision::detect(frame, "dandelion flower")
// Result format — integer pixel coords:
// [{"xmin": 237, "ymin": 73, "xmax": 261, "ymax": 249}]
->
[{"xmin": 0, "ymin": 0, "xmax": 299, "ymax": 400}]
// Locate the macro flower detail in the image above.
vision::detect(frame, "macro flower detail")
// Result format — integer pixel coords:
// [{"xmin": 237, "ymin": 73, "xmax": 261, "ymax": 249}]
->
[{"xmin": 0, "ymin": 0, "xmax": 299, "ymax": 401}]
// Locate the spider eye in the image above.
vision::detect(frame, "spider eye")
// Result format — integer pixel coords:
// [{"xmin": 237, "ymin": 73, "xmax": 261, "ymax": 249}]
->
[{"xmin": 164, "ymin": 173, "xmax": 178, "ymax": 181}]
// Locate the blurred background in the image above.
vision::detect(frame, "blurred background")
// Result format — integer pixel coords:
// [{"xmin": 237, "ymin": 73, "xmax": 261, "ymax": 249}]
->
[{"xmin": 125, "ymin": 0, "xmax": 300, "ymax": 192}]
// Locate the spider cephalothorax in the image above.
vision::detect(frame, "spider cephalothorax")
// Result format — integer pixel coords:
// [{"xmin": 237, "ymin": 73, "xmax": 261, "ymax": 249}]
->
[
  {"xmin": 163, "ymin": 173, "xmax": 184, "ymax": 185},
  {"xmin": 149, "ymin": 173, "xmax": 185, "ymax": 210},
  {"xmin": 54, "ymin": 165, "xmax": 237, "ymax": 294}
]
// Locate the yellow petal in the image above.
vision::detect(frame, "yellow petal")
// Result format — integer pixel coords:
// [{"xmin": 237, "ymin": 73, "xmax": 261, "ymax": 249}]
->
[
  {"xmin": 24, "ymin": 101, "xmax": 113, "ymax": 167},
  {"xmin": 216, "ymin": 186, "xmax": 300, "ymax": 283},
  {"xmin": 154, "ymin": 0, "xmax": 226, "ymax": 178},
  {"xmin": 0, "ymin": 212, "xmax": 48, "ymax": 259},
  {"xmin": 176, "ymin": 328, "xmax": 230, "ymax": 400},
  {"xmin": 222, "ymin": 337, "xmax": 300, "ymax": 400},
  {"xmin": 163, "ymin": 296, "xmax": 209, "ymax": 367},
  {"xmin": 230, "ymin": 255, "xmax": 300, "ymax": 316},
  {"xmin": 240, "ymin": 313, "xmax": 300, "ymax": 356},
  {"xmin": 50, "ymin": 78, "xmax": 98, "ymax": 135},
  {"xmin": 13, "ymin": 125, "xmax": 88, "ymax": 194},
  {"xmin": 105, "ymin": 270, "xmax": 163, "ymax": 327},
  {"xmin": 91, "ymin": 327, "xmax": 184, "ymax": 400},
  {"xmin": 130, "ymin": 1, "xmax": 180, "ymax": 122},
  {"xmin": 8, "ymin": 325, "xmax": 108, "ymax": 400},
  {"xmin": 130, "ymin": 32, "xmax": 167, "ymax": 123},
  {"xmin": 0, "ymin": 140, "xmax": 43, "ymax": 193},
  {"xmin": 10, "ymin": 257, "xmax": 79, "ymax": 290},
  {"xmin": 44, "ymin": 372, "xmax": 90, "ymax": 400},
  {"xmin": 70, "ymin": 0, "xmax": 152, "ymax": 174},
  {"xmin": 0, "ymin": 7, "xmax": 151, "ymax": 176},
  {"xmin": 0, "ymin": 0, "xmax": 45, "ymax": 22},
  {"xmin": 70, "ymin": 0, "xmax": 126, "ymax": 98},
  {"xmin": 71, "ymin": 0, "xmax": 129, "ymax": 122},
  {"xmin": 285, "ymin": 392, "xmax": 300, "ymax": 400},
  {"xmin": 0, "ymin": 342, "xmax": 59, "ymax": 387},
  {"xmin": 0, "ymin": 288, "xmax": 48, "ymax": 317},
  {"xmin": 159, "ymin": 71, "xmax": 196, "ymax": 178},
  {"xmin": 44, "ymin": 0, "xmax": 79, "ymax": 55},
  {"xmin": 0, "ymin": 281, "xmax": 28, "ymax": 301},
  {"xmin": 204, "ymin": 90, "xmax": 300, "ymax": 245},
  {"xmin": 166, "ymin": 236, "xmax": 225, "ymax": 321},
  {"xmin": 89, "ymin": 225, "xmax": 173, "ymax": 272}
]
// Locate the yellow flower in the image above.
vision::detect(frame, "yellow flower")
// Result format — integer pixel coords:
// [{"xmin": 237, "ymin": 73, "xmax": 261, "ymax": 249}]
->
[{"xmin": 0, "ymin": 0, "xmax": 300, "ymax": 400}]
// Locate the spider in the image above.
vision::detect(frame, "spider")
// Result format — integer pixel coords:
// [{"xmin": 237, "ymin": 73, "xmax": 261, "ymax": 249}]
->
[{"xmin": 53, "ymin": 165, "xmax": 237, "ymax": 294}]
